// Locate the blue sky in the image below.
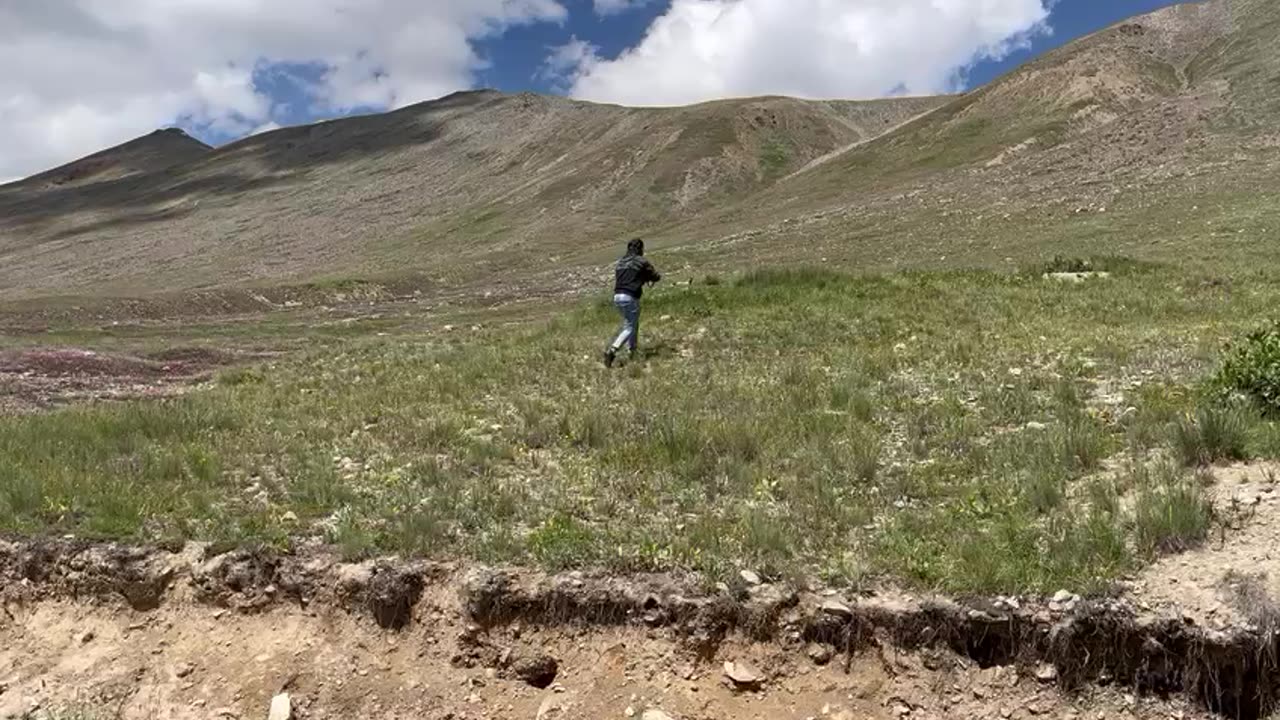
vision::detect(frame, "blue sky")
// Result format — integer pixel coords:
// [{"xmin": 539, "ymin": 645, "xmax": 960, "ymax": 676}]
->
[{"xmin": 1, "ymin": 0, "xmax": 1191, "ymax": 180}]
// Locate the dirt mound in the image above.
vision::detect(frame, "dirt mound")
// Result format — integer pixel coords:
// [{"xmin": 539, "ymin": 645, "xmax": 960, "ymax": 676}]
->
[{"xmin": 0, "ymin": 539, "xmax": 1277, "ymax": 718}]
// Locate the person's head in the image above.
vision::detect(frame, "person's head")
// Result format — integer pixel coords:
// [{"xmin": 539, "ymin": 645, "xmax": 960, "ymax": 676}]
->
[{"xmin": 626, "ymin": 238, "xmax": 645, "ymax": 256}]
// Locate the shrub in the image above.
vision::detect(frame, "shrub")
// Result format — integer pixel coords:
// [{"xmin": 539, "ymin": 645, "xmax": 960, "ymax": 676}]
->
[{"xmin": 1215, "ymin": 322, "xmax": 1280, "ymax": 412}]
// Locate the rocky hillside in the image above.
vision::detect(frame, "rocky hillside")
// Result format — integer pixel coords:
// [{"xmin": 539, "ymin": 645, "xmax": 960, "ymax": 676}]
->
[
  {"xmin": 670, "ymin": 0, "xmax": 1280, "ymax": 274},
  {"xmin": 1, "ymin": 0, "xmax": 1276, "ymax": 305},
  {"xmin": 0, "ymin": 91, "xmax": 944, "ymax": 299},
  {"xmin": 2, "ymin": 128, "xmax": 211, "ymax": 191}
]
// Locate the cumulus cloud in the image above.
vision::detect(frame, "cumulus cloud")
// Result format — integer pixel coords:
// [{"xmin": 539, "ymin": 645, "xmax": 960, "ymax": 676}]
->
[
  {"xmin": 0, "ymin": 0, "xmax": 567, "ymax": 180},
  {"xmin": 539, "ymin": 37, "xmax": 602, "ymax": 92},
  {"xmin": 566, "ymin": 0, "xmax": 1052, "ymax": 106}
]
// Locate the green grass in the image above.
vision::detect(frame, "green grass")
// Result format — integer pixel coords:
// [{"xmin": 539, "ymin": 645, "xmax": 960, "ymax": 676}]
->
[{"xmin": 0, "ymin": 265, "xmax": 1270, "ymax": 594}]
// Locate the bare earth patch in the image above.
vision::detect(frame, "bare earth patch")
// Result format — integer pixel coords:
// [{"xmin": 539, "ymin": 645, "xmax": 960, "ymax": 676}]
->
[
  {"xmin": 1127, "ymin": 462, "xmax": 1280, "ymax": 628},
  {"xmin": 0, "ymin": 347, "xmax": 251, "ymax": 413},
  {"xmin": 0, "ymin": 541, "xmax": 1252, "ymax": 720}
]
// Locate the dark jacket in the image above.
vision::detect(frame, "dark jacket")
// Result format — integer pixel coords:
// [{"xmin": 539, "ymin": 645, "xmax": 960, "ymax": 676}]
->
[{"xmin": 614, "ymin": 243, "xmax": 661, "ymax": 299}]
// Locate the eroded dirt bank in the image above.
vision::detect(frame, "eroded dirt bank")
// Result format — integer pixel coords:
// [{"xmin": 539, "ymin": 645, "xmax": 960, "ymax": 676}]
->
[{"xmin": 0, "ymin": 540, "xmax": 1268, "ymax": 719}]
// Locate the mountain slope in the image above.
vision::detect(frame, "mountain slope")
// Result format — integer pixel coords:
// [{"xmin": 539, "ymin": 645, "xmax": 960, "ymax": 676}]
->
[
  {"xmin": 2, "ymin": 129, "xmax": 211, "ymax": 191},
  {"xmin": 661, "ymin": 0, "xmax": 1280, "ymax": 274},
  {"xmin": 0, "ymin": 91, "xmax": 944, "ymax": 300},
  {"xmin": 2, "ymin": 0, "xmax": 1278, "ymax": 308}
]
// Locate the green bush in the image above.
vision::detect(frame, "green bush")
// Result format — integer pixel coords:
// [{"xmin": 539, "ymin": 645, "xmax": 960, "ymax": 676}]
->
[{"xmin": 1216, "ymin": 323, "xmax": 1280, "ymax": 412}]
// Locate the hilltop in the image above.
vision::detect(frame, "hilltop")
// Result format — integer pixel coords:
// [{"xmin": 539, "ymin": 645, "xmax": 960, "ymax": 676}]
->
[{"xmin": 2, "ymin": 128, "xmax": 211, "ymax": 191}]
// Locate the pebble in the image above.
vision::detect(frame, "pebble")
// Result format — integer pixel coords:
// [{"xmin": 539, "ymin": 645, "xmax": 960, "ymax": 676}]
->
[
  {"xmin": 820, "ymin": 598, "xmax": 853, "ymax": 619},
  {"xmin": 807, "ymin": 643, "xmax": 834, "ymax": 666},
  {"xmin": 268, "ymin": 693, "xmax": 292, "ymax": 720},
  {"xmin": 723, "ymin": 661, "xmax": 763, "ymax": 689}
]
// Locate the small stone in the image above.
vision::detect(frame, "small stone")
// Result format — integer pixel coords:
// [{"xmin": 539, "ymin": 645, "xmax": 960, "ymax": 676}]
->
[
  {"xmin": 723, "ymin": 661, "xmax": 764, "ymax": 689},
  {"xmin": 1035, "ymin": 663, "xmax": 1059, "ymax": 683},
  {"xmin": 175, "ymin": 662, "xmax": 197, "ymax": 679},
  {"xmin": 1024, "ymin": 422, "xmax": 1048, "ymax": 431},
  {"xmin": 739, "ymin": 570, "xmax": 762, "ymax": 585},
  {"xmin": 820, "ymin": 598, "xmax": 853, "ymax": 619},
  {"xmin": 642, "ymin": 711, "xmax": 677, "ymax": 720},
  {"xmin": 807, "ymin": 644, "xmax": 834, "ymax": 666},
  {"xmin": 281, "ymin": 511, "xmax": 299, "ymax": 523},
  {"xmin": 268, "ymin": 693, "xmax": 291, "ymax": 720},
  {"xmin": 77, "ymin": 630, "xmax": 96, "ymax": 644},
  {"xmin": 510, "ymin": 653, "xmax": 559, "ymax": 689},
  {"xmin": 624, "ymin": 707, "xmax": 636, "ymax": 718}
]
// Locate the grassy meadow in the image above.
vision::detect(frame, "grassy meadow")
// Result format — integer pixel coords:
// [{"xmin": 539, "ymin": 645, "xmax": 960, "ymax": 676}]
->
[{"xmin": 3, "ymin": 263, "xmax": 1280, "ymax": 594}]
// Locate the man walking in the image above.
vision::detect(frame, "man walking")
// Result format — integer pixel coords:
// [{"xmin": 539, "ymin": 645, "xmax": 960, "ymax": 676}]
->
[{"xmin": 604, "ymin": 238, "xmax": 661, "ymax": 368}]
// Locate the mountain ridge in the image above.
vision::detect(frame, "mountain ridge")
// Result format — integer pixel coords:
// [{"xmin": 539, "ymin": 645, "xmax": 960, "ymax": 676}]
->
[{"xmin": 2, "ymin": 0, "xmax": 1277, "ymax": 309}]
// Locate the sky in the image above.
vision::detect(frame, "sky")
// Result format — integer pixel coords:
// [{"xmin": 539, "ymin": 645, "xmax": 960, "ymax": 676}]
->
[{"xmin": 0, "ymin": 0, "xmax": 1189, "ymax": 183}]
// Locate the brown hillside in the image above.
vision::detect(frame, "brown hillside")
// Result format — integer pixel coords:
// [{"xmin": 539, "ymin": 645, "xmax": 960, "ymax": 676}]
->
[
  {"xmin": 664, "ymin": 0, "xmax": 1279, "ymax": 275},
  {"xmin": 2, "ymin": 0, "xmax": 1277, "ymax": 307},
  {"xmin": 0, "ymin": 91, "xmax": 944, "ymax": 300},
  {"xmin": 1, "ymin": 128, "xmax": 211, "ymax": 191}
]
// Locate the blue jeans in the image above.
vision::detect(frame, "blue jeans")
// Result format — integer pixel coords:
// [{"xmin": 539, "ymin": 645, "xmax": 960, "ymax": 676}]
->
[{"xmin": 610, "ymin": 293, "xmax": 641, "ymax": 352}]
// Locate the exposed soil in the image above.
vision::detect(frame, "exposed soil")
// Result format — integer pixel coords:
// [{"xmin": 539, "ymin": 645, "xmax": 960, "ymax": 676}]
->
[
  {"xmin": 0, "ymin": 347, "xmax": 252, "ymax": 414},
  {"xmin": 0, "ymin": 540, "xmax": 1267, "ymax": 720},
  {"xmin": 1127, "ymin": 462, "xmax": 1280, "ymax": 628}
]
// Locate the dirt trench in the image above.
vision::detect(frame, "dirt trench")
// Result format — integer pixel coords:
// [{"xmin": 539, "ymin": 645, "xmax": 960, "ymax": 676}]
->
[{"xmin": 0, "ymin": 539, "xmax": 1272, "ymax": 720}]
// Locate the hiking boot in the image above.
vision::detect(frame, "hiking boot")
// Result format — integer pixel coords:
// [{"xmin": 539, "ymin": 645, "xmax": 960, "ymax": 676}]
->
[{"xmin": 603, "ymin": 348, "xmax": 617, "ymax": 368}]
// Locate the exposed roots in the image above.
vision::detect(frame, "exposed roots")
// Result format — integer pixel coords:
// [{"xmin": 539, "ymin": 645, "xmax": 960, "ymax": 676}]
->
[{"xmin": 4, "ymin": 539, "xmax": 1280, "ymax": 718}]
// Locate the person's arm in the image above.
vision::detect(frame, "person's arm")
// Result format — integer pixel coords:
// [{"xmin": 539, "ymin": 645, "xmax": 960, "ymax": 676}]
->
[{"xmin": 644, "ymin": 260, "xmax": 662, "ymax": 285}]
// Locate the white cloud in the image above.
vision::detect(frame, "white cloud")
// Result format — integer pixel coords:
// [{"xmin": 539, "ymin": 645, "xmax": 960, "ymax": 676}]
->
[
  {"xmin": 0, "ymin": 1, "xmax": 567, "ymax": 180},
  {"xmin": 593, "ymin": 0, "xmax": 651, "ymax": 16},
  {"xmin": 540, "ymin": 37, "xmax": 601, "ymax": 91},
  {"xmin": 567, "ymin": 0, "xmax": 1051, "ymax": 106}
]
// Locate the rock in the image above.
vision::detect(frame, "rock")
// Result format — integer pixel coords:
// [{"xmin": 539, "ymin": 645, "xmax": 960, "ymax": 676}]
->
[
  {"xmin": 268, "ymin": 693, "xmax": 291, "ymax": 720},
  {"xmin": 77, "ymin": 630, "xmax": 96, "ymax": 644},
  {"xmin": 1049, "ymin": 590, "xmax": 1079, "ymax": 612},
  {"xmin": 624, "ymin": 707, "xmax": 636, "ymax": 718},
  {"xmin": 739, "ymin": 569, "xmax": 762, "ymax": 586},
  {"xmin": 1035, "ymin": 663, "xmax": 1059, "ymax": 683},
  {"xmin": 175, "ymin": 662, "xmax": 197, "ymax": 679},
  {"xmin": 642, "ymin": 711, "xmax": 678, "ymax": 720},
  {"xmin": 281, "ymin": 511, "xmax": 299, "ymax": 524},
  {"xmin": 820, "ymin": 598, "xmax": 853, "ymax": 619},
  {"xmin": 1024, "ymin": 422, "xmax": 1048, "ymax": 431},
  {"xmin": 537, "ymin": 695, "xmax": 572, "ymax": 720},
  {"xmin": 806, "ymin": 644, "xmax": 834, "ymax": 666},
  {"xmin": 510, "ymin": 652, "xmax": 559, "ymax": 689},
  {"xmin": 723, "ymin": 661, "xmax": 763, "ymax": 689}
]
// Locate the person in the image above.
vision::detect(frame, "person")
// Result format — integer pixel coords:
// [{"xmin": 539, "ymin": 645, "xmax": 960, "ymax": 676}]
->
[{"xmin": 604, "ymin": 238, "xmax": 661, "ymax": 368}]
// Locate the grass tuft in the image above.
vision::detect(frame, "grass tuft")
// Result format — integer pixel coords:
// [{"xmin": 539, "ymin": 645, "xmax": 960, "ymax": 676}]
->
[
  {"xmin": 1172, "ymin": 403, "xmax": 1254, "ymax": 466},
  {"xmin": 1131, "ymin": 463, "xmax": 1215, "ymax": 556}
]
